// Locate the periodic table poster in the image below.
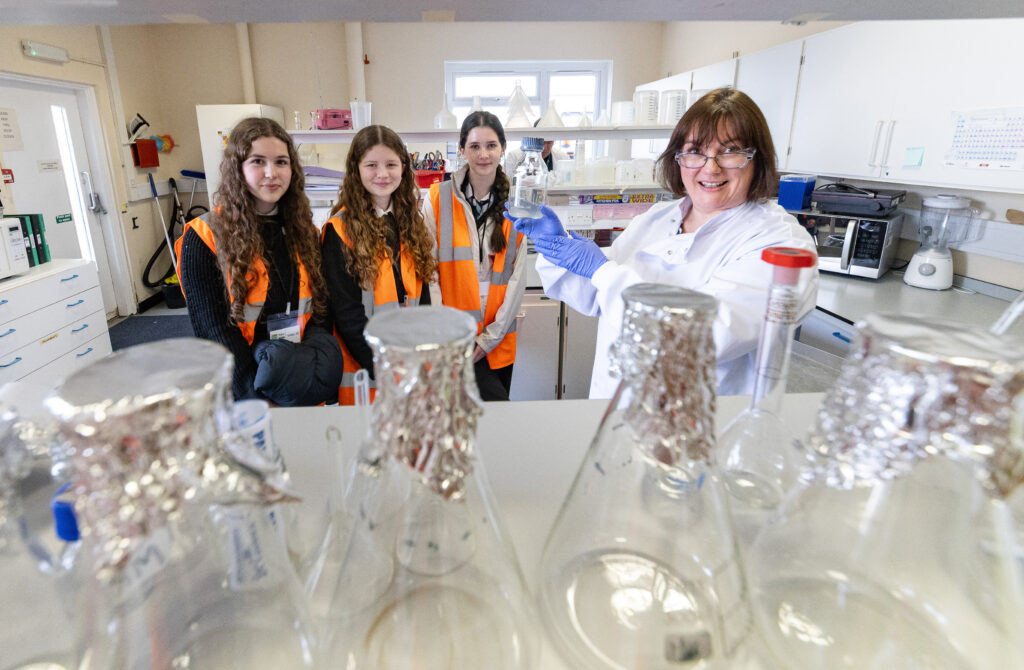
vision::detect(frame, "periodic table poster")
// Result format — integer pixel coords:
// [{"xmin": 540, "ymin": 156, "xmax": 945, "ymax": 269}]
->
[{"xmin": 944, "ymin": 107, "xmax": 1024, "ymax": 171}]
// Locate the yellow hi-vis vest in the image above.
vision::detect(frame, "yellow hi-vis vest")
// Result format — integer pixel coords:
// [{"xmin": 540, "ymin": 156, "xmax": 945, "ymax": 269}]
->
[
  {"xmin": 322, "ymin": 215, "xmax": 423, "ymax": 405},
  {"xmin": 175, "ymin": 213, "xmax": 313, "ymax": 345},
  {"xmin": 429, "ymin": 180, "xmax": 521, "ymax": 369}
]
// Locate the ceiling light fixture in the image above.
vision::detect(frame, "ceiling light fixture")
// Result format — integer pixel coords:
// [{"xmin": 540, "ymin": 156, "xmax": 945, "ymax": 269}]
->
[{"xmin": 21, "ymin": 40, "xmax": 69, "ymax": 64}]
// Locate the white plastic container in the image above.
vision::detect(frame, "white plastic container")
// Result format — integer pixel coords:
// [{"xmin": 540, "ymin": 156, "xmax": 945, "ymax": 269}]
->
[
  {"xmin": 632, "ymin": 90, "xmax": 659, "ymax": 126},
  {"xmin": 659, "ymin": 89, "xmax": 688, "ymax": 125},
  {"xmin": 610, "ymin": 101, "xmax": 634, "ymax": 126}
]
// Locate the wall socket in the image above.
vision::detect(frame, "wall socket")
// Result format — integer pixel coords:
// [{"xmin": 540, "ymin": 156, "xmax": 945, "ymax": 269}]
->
[{"xmin": 551, "ymin": 205, "xmax": 594, "ymax": 229}]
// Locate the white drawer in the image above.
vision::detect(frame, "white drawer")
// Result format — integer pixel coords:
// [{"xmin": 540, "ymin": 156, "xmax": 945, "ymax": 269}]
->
[
  {"xmin": 24, "ymin": 332, "xmax": 112, "ymax": 386},
  {"xmin": 796, "ymin": 308, "xmax": 856, "ymax": 358},
  {"xmin": 0, "ymin": 309, "xmax": 109, "ymax": 383},
  {"xmin": 0, "ymin": 286, "xmax": 103, "ymax": 357},
  {"xmin": 0, "ymin": 262, "xmax": 99, "ymax": 325}
]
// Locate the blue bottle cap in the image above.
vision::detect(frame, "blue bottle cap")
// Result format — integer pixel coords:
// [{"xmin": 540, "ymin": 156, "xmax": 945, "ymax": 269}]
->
[
  {"xmin": 521, "ymin": 137, "xmax": 544, "ymax": 152},
  {"xmin": 51, "ymin": 482, "xmax": 80, "ymax": 542}
]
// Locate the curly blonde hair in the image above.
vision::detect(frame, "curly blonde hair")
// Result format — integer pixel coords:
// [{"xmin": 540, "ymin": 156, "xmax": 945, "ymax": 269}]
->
[
  {"xmin": 212, "ymin": 117, "xmax": 327, "ymax": 325},
  {"xmin": 328, "ymin": 125, "xmax": 438, "ymax": 291}
]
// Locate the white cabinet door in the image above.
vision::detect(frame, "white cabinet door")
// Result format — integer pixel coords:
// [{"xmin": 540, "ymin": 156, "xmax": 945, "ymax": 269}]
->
[
  {"xmin": 735, "ymin": 41, "xmax": 804, "ymax": 172},
  {"xmin": 561, "ymin": 307, "xmax": 599, "ymax": 400},
  {"xmin": 691, "ymin": 59, "xmax": 737, "ymax": 94},
  {"xmin": 787, "ymin": 22, "xmax": 906, "ymax": 179},
  {"xmin": 510, "ymin": 293, "xmax": 560, "ymax": 401},
  {"xmin": 880, "ymin": 19, "xmax": 1024, "ymax": 193}
]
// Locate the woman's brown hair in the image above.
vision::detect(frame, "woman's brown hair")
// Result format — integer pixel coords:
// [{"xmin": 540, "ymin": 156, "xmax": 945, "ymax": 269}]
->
[
  {"xmin": 460, "ymin": 111, "xmax": 511, "ymax": 253},
  {"xmin": 657, "ymin": 88, "xmax": 778, "ymax": 202},
  {"xmin": 328, "ymin": 125, "xmax": 438, "ymax": 290},
  {"xmin": 212, "ymin": 117, "xmax": 327, "ymax": 325}
]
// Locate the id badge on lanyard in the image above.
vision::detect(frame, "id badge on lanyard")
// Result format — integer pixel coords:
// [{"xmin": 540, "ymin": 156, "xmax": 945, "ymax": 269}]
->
[{"xmin": 266, "ymin": 304, "xmax": 301, "ymax": 343}]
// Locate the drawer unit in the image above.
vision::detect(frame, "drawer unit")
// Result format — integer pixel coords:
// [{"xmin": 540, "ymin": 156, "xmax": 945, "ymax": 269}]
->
[{"xmin": 0, "ymin": 260, "xmax": 111, "ymax": 384}]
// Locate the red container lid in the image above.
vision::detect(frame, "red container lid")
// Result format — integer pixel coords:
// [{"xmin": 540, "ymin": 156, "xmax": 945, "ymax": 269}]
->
[{"xmin": 762, "ymin": 247, "xmax": 816, "ymax": 268}]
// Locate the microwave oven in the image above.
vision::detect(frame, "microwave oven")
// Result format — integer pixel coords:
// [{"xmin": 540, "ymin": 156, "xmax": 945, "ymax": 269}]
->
[{"xmin": 793, "ymin": 210, "xmax": 904, "ymax": 279}]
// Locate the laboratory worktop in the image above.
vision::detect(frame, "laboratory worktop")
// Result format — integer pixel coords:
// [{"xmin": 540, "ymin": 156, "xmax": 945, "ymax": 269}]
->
[
  {"xmin": 272, "ymin": 394, "xmax": 823, "ymax": 670},
  {"xmin": 816, "ymin": 271, "xmax": 1024, "ymax": 338}
]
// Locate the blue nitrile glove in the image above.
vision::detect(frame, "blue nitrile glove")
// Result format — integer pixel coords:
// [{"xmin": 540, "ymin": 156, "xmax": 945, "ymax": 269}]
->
[
  {"xmin": 505, "ymin": 204, "xmax": 566, "ymax": 239},
  {"xmin": 532, "ymin": 232, "xmax": 608, "ymax": 279}
]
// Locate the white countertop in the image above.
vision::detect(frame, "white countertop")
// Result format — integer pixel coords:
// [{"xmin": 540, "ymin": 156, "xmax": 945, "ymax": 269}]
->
[
  {"xmin": 816, "ymin": 271, "xmax": 1024, "ymax": 339},
  {"xmin": 271, "ymin": 394, "xmax": 823, "ymax": 669}
]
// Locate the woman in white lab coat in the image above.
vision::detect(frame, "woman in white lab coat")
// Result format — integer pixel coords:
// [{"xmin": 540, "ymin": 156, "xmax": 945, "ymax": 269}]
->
[{"xmin": 509, "ymin": 88, "xmax": 818, "ymax": 398}]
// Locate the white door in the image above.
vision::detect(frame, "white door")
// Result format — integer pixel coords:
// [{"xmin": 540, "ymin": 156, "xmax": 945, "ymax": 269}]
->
[
  {"xmin": 786, "ymin": 22, "xmax": 904, "ymax": 179},
  {"xmin": 735, "ymin": 40, "xmax": 804, "ymax": 172},
  {"xmin": 0, "ymin": 77, "xmax": 121, "ymax": 317}
]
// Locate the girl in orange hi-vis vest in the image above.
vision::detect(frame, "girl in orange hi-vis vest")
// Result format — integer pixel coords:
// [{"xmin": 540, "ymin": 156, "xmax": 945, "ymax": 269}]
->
[
  {"xmin": 421, "ymin": 112, "xmax": 527, "ymax": 401},
  {"xmin": 177, "ymin": 117, "xmax": 334, "ymax": 402},
  {"xmin": 321, "ymin": 125, "xmax": 438, "ymax": 405}
]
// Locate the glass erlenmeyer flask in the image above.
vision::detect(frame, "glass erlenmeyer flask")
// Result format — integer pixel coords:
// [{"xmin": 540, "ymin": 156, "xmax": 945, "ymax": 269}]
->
[
  {"xmin": 748, "ymin": 313, "xmax": 1024, "ymax": 669},
  {"xmin": 538, "ymin": 283, "xmax": 761, "ymax": 669},
  {"xmin": 44, "ymin": 338, "xmax": 317, "ymax": 670},
  {"xmin": 716, "ymin": 247, "xmax": 816, "ymax": 548},
  {"xmin": 0, "ymin": 405, "xmax": 77, "ymax": 670},
  {"xmin": 306, "ymin": 306, "xmax": 538, "ymax": 669}
]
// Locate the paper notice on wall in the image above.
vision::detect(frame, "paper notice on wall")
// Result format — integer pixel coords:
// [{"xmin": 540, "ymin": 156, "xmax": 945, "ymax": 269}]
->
[
  {"xmin": 0, "ymin": 107, "xmax": 24, "ymax": 152},
  {"xmin": 944, "ymin": 107, "xmax": 1024, "ymax": 171}
]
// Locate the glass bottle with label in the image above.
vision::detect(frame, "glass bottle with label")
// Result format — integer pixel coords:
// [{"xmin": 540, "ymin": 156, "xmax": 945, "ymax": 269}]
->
[
  {"xmin": 45, "ymin": 338, "xmax": 317, "ymax": 670},
  {"xmin": 749, "ymin": 314, "xmax": 1024, "ymax": 669},
  {"xmin": 508, "ymin": 136, "xmax": 548, "ymax": 219},
  {"xmin": 538, "ymin": 284, "xmax": 763, "ymax": 669},
  {"xmin": 716, "ymin": 247, "xmax": 816, "ymax": 548},
  {"xmin": 304, "ymin": 306, "xmax": 538, "ymax": 669}
]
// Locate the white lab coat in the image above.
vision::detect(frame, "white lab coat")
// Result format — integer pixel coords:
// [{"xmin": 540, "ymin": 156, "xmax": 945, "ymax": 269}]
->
[{"xmin": 537, "ymin": 197, "xmax": 819, "ymax": 398}]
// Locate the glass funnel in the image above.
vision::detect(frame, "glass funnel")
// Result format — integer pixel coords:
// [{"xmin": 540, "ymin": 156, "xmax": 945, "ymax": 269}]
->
[
  {"xmin": 304, "ymin": 306, "xmax": 538, "ymax": 669},
  {"xmin": 44, "ymin": 338, "xmax": 317, "ymax": 670},
  {"xmin": 748, "ymin": 313, "xmax": 1024, "ymax": 669},
  {"xmin": 538, "ymin": 283, "xmax": 762, "ymax": 670},
  {"xmin": 716, "ymin": 247, "xmax": 817, "ymax": 549}
]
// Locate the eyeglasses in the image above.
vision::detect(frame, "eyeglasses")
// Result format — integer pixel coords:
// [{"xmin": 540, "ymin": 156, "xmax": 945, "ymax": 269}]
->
[{"xmin": 674, "ymin": 148, "xmax": 756, "ymax": 169}]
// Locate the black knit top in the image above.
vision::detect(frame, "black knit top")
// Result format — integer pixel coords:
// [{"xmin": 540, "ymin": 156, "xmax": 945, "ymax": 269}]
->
[
  {"xmin": 321, "ymin": 212, "xmax": 430, "ymax": 378},
  {"xmin": 179, "ymin": 213, "xmax": 327, "ymax": 399}
]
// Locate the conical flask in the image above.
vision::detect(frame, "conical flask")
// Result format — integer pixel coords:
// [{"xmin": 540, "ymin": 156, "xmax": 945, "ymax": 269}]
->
[
  {"xmin": 748, "ymin": 313, "xmax": 1024, "ymax": 669},
  {"xmin": 538, "ymin": 283, "xmax": 761, "ymax": 669},
  {"xmin": 716, "ymin": 247, "xmax": 816, "ymax": 548},
  {"xmin": 0, "ymin": 405, "xmax": 77, "ymax": 670},
  {"xmin": 44, "ymin": 338, "xmax": 317, "ymax": 670},
  {"xmin": 306, "ymin": 306, "xmax": 538, "ymax": 669}
]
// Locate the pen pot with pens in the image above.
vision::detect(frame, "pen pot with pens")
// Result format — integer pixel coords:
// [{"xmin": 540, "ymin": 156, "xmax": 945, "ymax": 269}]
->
[{"xmin": 302, "ymin": 306, "xmax": 538, "ymax": 668}]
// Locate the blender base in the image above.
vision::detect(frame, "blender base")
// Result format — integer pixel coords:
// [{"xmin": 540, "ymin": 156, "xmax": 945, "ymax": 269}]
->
[{"xmin": 904, "ymin": 249, "xmax": 954, "ymax": 290}]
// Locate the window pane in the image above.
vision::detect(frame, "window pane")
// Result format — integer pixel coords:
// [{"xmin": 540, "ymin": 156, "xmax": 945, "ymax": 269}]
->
[
  {"xmin": 549, "ymin": 73, "xmax": 598, "ymax": 125},
  {"xmin": 454, "ymin": 74, "xmax": 537, "ymax": 99}
]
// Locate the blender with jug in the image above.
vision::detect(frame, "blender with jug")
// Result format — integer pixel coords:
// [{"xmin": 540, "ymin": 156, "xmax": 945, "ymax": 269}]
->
[{"xmin": 904, "ymin": 195, "xmax": 977, "ymax": 290}]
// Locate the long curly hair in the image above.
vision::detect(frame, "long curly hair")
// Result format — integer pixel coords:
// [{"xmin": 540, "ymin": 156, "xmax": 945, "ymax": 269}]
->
[
  {"xmin": 212, "ymin": 117, "xmax": 327, "ymax": 325},
  {"xmin": 328, "ymin": 125, "xmax": 438, "ymax": 290},
  {"xmin": 460, "ymin": 111, "xmax": 511, "ymax": 253}
]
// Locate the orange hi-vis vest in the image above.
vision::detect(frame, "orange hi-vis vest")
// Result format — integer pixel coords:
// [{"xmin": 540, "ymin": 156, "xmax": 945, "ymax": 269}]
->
[
  {"xmin": 430, "ymin": 180, "xmax": 521, "ymax": 369},
  {"xmin": 322, "ymin": 214, "xmax": 423, "ymax": 405},
  {"xmin": 175, "ymin": 213, "xmax": 313, "ymax": 345}
]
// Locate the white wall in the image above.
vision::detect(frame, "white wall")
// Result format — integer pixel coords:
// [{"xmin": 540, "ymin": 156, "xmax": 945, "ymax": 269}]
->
[{"xmin": 659, "ymin": 20, "xmax": 849, "ymax": 76}]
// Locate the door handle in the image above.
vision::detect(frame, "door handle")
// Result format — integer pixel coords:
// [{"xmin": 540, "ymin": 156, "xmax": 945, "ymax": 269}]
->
[
  {"xmin": 66, "ymin": 299, "xmax": 85, "ymax": 307},
  {"xmin": 867, "ymin": 120, "xmax": 884, "ymax": 167},
  {"xmin": 60, "ymin": 274, "xmax": 80, "ymax": 282},
  {"xmin": 879, "ymin": 120, "xmax": 897, "ymax": 169},
  {"xmin": 76, "ymin": 347, "xmax": 94, "ymax": 358},
  {"xmin": 81, "ymin": 171, "xmax": 107, "ymax": 214},
  {"xmin": 0, "ymin": 328, "xmax": 14, "ymax": 338},
  {"xmin": 72, "ymin": 323, "xmax": 90, "ymax": 333},
  {"xmin": 0, "ymin": 356, "xmax": 22, "ymax": 368},
  {"xmin": 840, "ymin": 220, "xmax": 856, "ymax": 271}
]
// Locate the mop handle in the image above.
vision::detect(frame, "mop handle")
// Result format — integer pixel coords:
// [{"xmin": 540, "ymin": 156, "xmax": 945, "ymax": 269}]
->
[{"xmin": 149, "ymin": 173, "xmax": 180, "ymax": 279}]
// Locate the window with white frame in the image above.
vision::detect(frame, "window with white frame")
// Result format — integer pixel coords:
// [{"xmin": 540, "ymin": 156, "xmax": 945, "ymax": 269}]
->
[{"xmin": 444, "ymin": 60, "xmax": 612, "ymax": 128}]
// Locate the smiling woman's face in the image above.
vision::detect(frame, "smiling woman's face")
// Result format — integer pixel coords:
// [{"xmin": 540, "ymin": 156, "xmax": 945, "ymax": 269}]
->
[
  {"xmin": 678, "ymin": 126, "xmax": 754, "ymax": 221},
  {"xmin": 242, "ymin": 136, "xmax": 292, "ymax": 214}
]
